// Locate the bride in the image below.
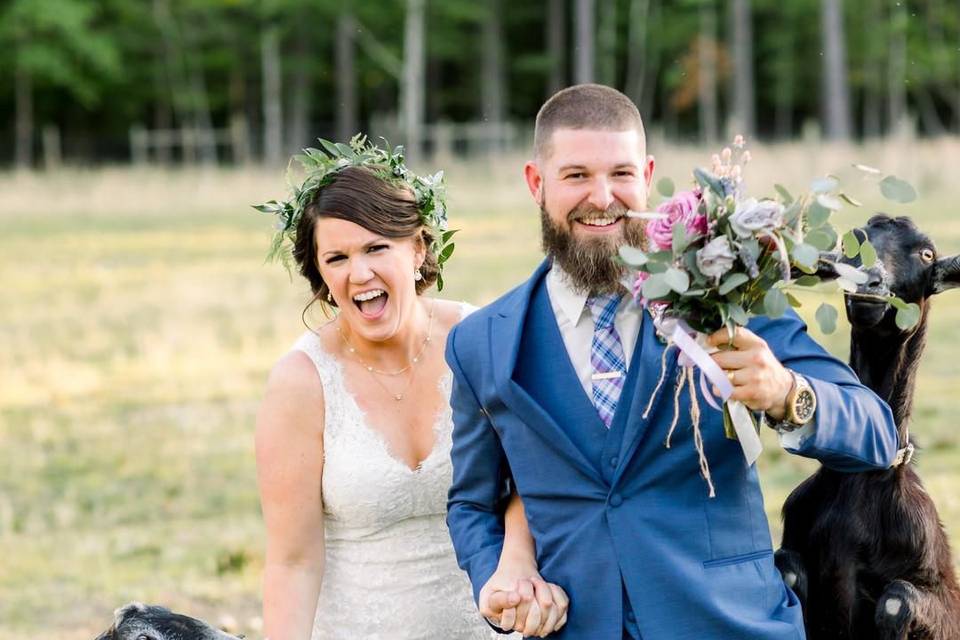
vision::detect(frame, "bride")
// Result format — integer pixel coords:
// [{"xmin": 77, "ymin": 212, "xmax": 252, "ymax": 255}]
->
[{"xmin": 254, "ymin": 138, "xmax": 568, "ymax": 639}]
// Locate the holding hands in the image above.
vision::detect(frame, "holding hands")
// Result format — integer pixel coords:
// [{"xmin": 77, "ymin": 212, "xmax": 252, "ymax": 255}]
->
[{"xmin": 480, "ymin": 562, "xmax": 569, "ymax": 637}]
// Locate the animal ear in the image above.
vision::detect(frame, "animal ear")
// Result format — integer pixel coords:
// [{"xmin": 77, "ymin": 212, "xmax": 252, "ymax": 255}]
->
[
  {"xmin": 814, "ymin": 250, "xmax": 841, "ymax": 280},
  {"xmin": 931, "ymin": 254, "xmax": 960, "ymax": 294}
]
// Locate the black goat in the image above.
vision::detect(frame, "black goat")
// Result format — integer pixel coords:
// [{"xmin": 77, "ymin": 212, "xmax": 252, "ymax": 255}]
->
[
  {"xmin": 776, "ymin": 214, "xmax": 960, "ymax": 639},
  {"xmin": 94, "ymin": 602, "xmax": 243, "ymax": 640}
]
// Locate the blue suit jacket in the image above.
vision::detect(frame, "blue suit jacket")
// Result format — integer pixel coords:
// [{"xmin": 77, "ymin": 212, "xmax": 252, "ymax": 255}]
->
[{"xmin": 446, "ymin": 261, "xmax": 898, "ymax": 639}]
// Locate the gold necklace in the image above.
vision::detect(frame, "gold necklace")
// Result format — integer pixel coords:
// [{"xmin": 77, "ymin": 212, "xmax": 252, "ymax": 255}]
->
[{"xmin": 336, "ymin": 300, "xmax": 436, "ymax": 401}]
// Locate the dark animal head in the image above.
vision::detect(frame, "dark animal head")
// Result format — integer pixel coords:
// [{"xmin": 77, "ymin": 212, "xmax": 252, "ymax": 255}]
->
[
  {"xmin": 94, "ymin": 602, "xmax": 243, "ymax": 640},
  {"xmin": 817, "ymin": 215, "xmax": 960, "ymax": 333}
]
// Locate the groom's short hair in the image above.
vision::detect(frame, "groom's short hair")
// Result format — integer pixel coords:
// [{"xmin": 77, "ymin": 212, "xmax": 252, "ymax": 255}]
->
[{"xmin": 534, "ymin": 84, "xmax": 645, "ymax": 160}]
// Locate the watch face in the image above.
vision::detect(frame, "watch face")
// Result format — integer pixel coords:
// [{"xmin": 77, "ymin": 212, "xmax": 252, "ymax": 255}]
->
[{"xmin": 794, "ymin": 388, "xmax": 816, "ymax": 423}]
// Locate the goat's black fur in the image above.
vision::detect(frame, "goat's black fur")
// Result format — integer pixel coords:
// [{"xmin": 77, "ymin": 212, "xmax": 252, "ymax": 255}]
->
[
  {"xmin": 777, "ymin": 215, "xmax": 960, "ymax": 639},
  {"xmin": 94, "ymin": 602, "xmax": 242, "ymax": 640}
]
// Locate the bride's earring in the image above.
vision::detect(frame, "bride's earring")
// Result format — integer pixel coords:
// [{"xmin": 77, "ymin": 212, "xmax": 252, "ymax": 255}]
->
[
  {"xmin": 414, "ymin": 268, "xmax": 423, "ymax": 282},
  {"xmin": 326, "ymin": 291, "xmax": 333, "ymax": 302}
]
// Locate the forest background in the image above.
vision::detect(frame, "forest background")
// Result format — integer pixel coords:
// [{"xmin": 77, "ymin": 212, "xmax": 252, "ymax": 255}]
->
[{"xmin": 2, "ymin": 0, "xmax": 960, "ymax": 637}]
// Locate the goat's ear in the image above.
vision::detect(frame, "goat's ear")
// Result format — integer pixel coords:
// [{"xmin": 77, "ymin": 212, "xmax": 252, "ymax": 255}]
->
[{"xmin": 931, "ymin": 254, "xmax": 960, "ymax": 294}]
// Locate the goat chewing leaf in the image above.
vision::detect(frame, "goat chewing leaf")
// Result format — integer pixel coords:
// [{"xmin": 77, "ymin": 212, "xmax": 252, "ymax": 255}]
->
[
  {"xmin": 859, "ymin": 240, "xmax": 878, "ymax": 268},
  {"xmin": 842, "ymin": 230, "xmax": 861, "ymax": 258},
  {"xmin": 895, "ymin": 303, "xmax": 921, "ymax": 330}
]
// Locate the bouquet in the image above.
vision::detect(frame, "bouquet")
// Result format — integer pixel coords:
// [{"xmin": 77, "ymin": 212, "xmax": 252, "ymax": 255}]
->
[{"xmin": 618, "ymin": 137, "xmax": 919, "ymax": 496}]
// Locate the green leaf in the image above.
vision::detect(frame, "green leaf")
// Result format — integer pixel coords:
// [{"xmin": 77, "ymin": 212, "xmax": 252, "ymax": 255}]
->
[
  {"xmin": 764, "ymin": 288, "xmax": 788, "ymax": 318},
  {"xmin": 806, "ymin": 202, "xmax": 831, "ymax": 228},
  {"xmin": 795, "ymin": 275, "xmax": 821, "ymax": 287},
  {"xmin": 318, "ymin": 138, "xmax": 342, "ymax": 157},
  {"xmin": 792, "ymin": 243, "xmax": 820, "ymax": 270},
  {"xmin": 842, "ymin": 230, "xmax": 861, "ymax": 258},
  {"xmin": 682, "ymin": 288, "xmax": 707, "ymax": 297},
  {"xmin": 859, "ymin": 240, "xmax": 878, "ymax": 268},
  {"xmin": 436, "ymin": 272, "xmax": 444, "ymax": 291},
  {"xmin": 815, "ymin": 303, "xmax": 839, "ymax": 334},
  {"xmin": 719, "ymin": 272, "xmax": 750, "ymax": 295},
  {"xmin": 442, "ymin": 229, "xmax": 459, "ymax": 243},
  {"xmin": 619, "ymin": 245, "xmax": 649, "ymax": 266},
  {"xmin": 806, "ymin": 226, "xmax": 838, "ymax": 251},
  {"xmin": 811, "ymin": 176, "xmax": 839, "ymax": 193},
  {"xmin": 694, "ymin": 167, "xmax": 725, "ymax": 197},
  {"xmin": 783, "ymin": 201, "xmax": 803, "ymax": 225},
  {"xmin": 774, "ymin": 184, "xmax": 794, "ymax": 203},
  {"xmin": 664, "ymin": 267, "xmax": 690, "ymax": 293},
  {"xmin": 785, "ymin": 292, "xmax": 803, "ymax": 308},
  {"xmin": 642, "ymin": 273, "xmax": 673, "ymax": 299},
  {"xmin": 816, "ymin": 194, "xmax": 843, "ymax": 210},
  {"xmin": 727, "ymin": 303, "xmax": 749, "ymax": 325},
  {"xmin": 890, "ymin": 296, "xmax": 909, "ymax": 311},
  {"xmin": 839, "ymin": 193, "xmax": 863, "ymax": 207},
  {"xmin": 672, "ymin": 222, "xmax": 689, "ymax": 254},
  {"xmin": 880, "ymin": 175, "xmax": 918, "ymax": 203},
  {"xmin": 852, "ymin": 163, "xmax": 882, "ymax": 175},
  {"xmin": 834, "ymin": 262, "xmax": 869, "ymax": 284},
  {"xmin": 895, "ymin": 303, "xmax": 921, "ymax": 330},
  {"xmin": 440, "ymin": 243, "xmax": 456, "ymax": 261},
  {"xmin": 657, "ymin": 177, "xmax": 675, "ymax": 197}
]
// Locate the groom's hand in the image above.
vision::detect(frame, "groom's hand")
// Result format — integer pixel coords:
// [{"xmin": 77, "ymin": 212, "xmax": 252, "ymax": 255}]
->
[
  {"xmin": 480, "ymin": 571, "xmax": 569, "ymax": 636},
  {"xmin": 707, "ymin": 326, "xmax": 794, "ymax": 416}
]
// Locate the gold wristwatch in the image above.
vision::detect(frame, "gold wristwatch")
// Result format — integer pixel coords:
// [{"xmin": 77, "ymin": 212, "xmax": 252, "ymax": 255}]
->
[{"xmin": 765, "ymin": 370, "xmax": 817, "ymax": 432}]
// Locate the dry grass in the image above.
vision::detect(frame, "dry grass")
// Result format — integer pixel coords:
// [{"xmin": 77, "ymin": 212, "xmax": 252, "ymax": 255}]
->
[{"xmin": 1, "ymin": 138, "xmax": 959, "ymax": 638}]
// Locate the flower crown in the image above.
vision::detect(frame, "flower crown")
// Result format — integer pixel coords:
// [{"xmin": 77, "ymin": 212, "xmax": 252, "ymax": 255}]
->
[{"xmin": 254, "ymin": 134, "xmax": 456, "ymax": 290}]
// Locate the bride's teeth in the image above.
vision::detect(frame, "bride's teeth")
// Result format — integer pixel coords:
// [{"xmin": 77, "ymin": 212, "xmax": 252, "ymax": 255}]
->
[{"xmin": 353, "ymin": 289, "xmax": 385, "ymax": 302}]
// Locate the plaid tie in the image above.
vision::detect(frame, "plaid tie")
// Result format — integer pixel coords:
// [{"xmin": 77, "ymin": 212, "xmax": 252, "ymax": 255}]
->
[{"xmin": 588, "ymin": 293, "xmax": 626, "ymax": 429}]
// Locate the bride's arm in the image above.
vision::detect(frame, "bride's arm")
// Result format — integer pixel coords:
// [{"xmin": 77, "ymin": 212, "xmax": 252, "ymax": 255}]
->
[{"xmin": 256, "ymin": 351, "xmax": 327, "ymax": 640}]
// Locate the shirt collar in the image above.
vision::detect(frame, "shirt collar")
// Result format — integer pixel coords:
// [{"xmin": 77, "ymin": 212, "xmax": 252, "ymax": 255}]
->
[{"xmin": 546, "ymin": 263, "xmax": 591, "ymax": 327}]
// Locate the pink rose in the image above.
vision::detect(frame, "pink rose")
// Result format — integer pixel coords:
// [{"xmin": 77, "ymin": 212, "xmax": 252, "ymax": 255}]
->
[{"xmin": 645, "ymin": 190, "xmax": 706, "ymax": 251}]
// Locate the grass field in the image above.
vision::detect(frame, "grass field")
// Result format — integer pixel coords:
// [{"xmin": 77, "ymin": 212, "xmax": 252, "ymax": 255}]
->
[{"xmin": 2, "ymin": 139, "xmax": 959, "ymax": 638}]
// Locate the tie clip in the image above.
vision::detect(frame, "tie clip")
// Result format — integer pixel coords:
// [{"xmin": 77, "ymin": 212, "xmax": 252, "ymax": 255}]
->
[{"xmin": 592, "ymin": 371, "xmax": 624, "ymax": 381}]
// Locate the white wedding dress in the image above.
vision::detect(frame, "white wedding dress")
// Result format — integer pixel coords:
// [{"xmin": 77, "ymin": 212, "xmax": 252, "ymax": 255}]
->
[{"xmin": 292, "ymin": 310, "xmax": 494, "ymax": 640}]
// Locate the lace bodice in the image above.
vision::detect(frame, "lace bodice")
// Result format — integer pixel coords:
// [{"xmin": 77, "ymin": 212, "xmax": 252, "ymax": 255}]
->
[{"xmin": 292, "ymin": 309, "xmax": 495, "ymax": 640}]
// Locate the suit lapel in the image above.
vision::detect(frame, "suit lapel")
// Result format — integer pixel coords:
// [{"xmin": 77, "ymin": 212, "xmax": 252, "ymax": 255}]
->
[
  {"xmin": 613, "ymin": 309, "xmax": 678, "ymax": 485},
  {"xmin": 490, "ymin": 261, "xmax": 605, "ymax": 484}
]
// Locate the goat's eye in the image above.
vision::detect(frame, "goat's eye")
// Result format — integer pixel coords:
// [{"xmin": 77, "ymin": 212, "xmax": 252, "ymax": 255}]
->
[{"xmin": 920, "ymin": 248, "xmax": 935, "ymax": 262}]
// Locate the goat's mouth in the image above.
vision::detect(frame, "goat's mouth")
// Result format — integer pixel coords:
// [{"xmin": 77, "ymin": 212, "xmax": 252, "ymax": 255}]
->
[{"xmin": 844, "ymin": 294, "xmax": 890, "ymax": 328}]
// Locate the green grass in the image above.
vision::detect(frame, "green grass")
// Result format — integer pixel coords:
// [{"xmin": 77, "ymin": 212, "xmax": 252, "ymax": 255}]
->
[{"xmin": 2, "ymin": 140, "xmax": 960, "ymax": 637}]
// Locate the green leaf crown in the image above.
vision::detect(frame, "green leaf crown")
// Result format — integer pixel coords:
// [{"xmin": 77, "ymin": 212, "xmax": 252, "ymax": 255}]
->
[{"xmin": 254, "ymin": 134, "xmax": 455, "ymax": 290}]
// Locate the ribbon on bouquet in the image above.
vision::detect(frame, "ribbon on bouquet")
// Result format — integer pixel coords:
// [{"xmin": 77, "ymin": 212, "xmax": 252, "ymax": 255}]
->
[{"xmin": 668, "ymin": 322, "xmax": 763, "ymax": 467}]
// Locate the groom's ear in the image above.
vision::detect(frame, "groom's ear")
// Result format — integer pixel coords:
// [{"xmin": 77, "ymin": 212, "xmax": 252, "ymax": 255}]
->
[
  {"xmin": 644, "ymin": 155, "xmax": 655, "ymax": 189},
  {"xmin": 524, "ymin": 161, "xmax": 544, "ymax": 205}
]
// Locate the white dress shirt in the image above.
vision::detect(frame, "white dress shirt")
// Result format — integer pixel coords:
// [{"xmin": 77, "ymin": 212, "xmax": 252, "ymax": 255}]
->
[{"xmin": 545, "ymin": 264, "xmax": 642, "ymax": 398}]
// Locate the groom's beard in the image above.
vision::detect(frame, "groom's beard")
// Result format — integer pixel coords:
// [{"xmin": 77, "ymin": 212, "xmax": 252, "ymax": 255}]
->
[{"xmin": 540, "ymin": 199, "xmax": 646, "ymax": 295}]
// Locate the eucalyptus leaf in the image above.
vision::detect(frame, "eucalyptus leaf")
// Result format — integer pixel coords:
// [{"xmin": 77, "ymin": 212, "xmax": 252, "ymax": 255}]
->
[
  {"xmin": 719, "ymin": 272, "xmax": 750, "ymax": 295},
  {"xmin": 784, "ymin": 201, "xmax": 803, "ymax": 225},
  {"xmin": 672, "ymin": 222, "xmax": 690, "ymax": 254},
  {"xmin": 895, "ymin": 303, "xmax": 921, "ymax": 330},
  {"xmin": 664, "ymin": 267, "xmax": 690, "ymax": 293},
  {"xmin": 774, "ymin": 184, "xmax": 794, "ymax": 203},
  {"xmin": 806, "ymin": 226, "xmax": 838, "ymax": 251},
  {"xmin": 834, "ymin": 262, "xmax": 869, "ymax": 284},
  {"xmin": 795, "ymin": 275, "xmax": 821, "ymax": 287},
  {"xmin": 852, "ymin": 163, "xmax": 882, "ymax": 175},
  {"xmin": 816, "ymin": 194, "xmax": 843, "ymax": 211},
  {"xmin": 683, "ymin": 288, "xmax": 707, "ymax": 297},
  {"xmin": 792, "ymin": 243, "xmax": 820, "ymax": 269},
  {"xmin": 842, "ymin": 230, "xmax": 861, "ymax": 258},
  {"xmin": 890, "ymin": 296, "xmax": 908, "ymax": 311},
  {"xmin": 785, "ymin": 292, "xmax": 803, "ymax": 308},
  {"xmin": 727, "ymin": 303, "xmax": 749, "ymax": 325},
  {"xmin": 811, "ymin": 176, "xmax": 839, "ymax": 193},
  {"xmin": 859, "ymin": 240, "xmax": 878, "ymax": 268},
  {"xmin": 815, "ymin": 303, "xmax": 839, "ymax": 334},
  {"xmin": 839, "ymin": 193, "xmax": 863, "ymax": 207},
  {"xmin": 619, "ymin": 245, "xmax": 649, "ymax": 266},
  {"xmin": 657, "ymin": 177, "xmax": 675, "ymax": 197},
  {"xmin": 643, "ymin": 273, "xmax": 673, "ymax": 299},
  {"xmin": 806, "ymin": 202, "xmax": 831, "ymax": 228},
  {"xmin": 880, "ymin": 175, "xmax": 918, "ymax": 203},
  {"xmin": 694, "ymin": 167, "xmax": 726, "ymax": 196},
  {"xmin": 837, "ymin": 278, "xmax": 858, "ymax": 293},
  {"xmin": 764, "ymin": 288, "xmax": 788, "ymax": 318}
]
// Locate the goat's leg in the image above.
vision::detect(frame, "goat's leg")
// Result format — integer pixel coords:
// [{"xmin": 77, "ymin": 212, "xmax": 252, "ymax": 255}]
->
[
  {"xmin": 774, "ymin": 548, "xmax": 808, "ymax": 607},
  {"xmin": 875, "ymin": 579, "xmax": 958, "ymax": 640}
]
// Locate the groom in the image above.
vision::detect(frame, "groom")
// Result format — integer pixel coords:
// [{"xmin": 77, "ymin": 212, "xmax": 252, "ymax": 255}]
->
[{"xmin": 446, "ymin": 84, "xmax": 898, "ymax": 639}]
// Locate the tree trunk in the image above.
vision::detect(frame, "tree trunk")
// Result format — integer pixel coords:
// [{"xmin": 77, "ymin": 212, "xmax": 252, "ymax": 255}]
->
[
  {"xmin": 729, "ymin": 0, "xmax": 755, "ymax": 138},
  {"xmin": 547, "ymin": 0, "xmax": 566, "ymax": 96},
  {"xmin": 597, "ymin": 0, "xmax": 617, "ymax": 87},
  {"xmin": 773, "ymin": 10, "xmax": 794, "ymax": 140},
  {"xmin": 573, "ymin": 0, "xmax": 595, "ymax": 84},
  {"xmin": 15, "ymin": 66, "xmax": 33, "ymax": 169},
  {"xmin": 261, "ymin": 25, "xmax": 283, "ymax": 165},
  {"xmin": 481, "ymin": 0, "xmax": 506, "ymax": 152},
  {"xmin": 402, "ymin": 0, "xmax": 426, "ymax": 165},
  {"xmin": 698, "ymin": 0, "xmax": 719, "ymax": 144},
  {"xmin": 335, "ymin": 10, "xmax": 357, "ymax": 143},
  {"xmin": 625, "ymin": 0, "xmax": 651, "ymax": 111},
  {"xmin": 862, "ymin": 0, "xmax": 883, "ymax": 138},
  {"xmin": 288, "ymin": 17, "xmax": 313, "ymax": 151},
  {"xmin": 887, "ymin": 0, "xmax": 908, "ymax": 134},
  {"xmin": 821, "ymin": 0, "xmax": 851, "ymax": 140}
]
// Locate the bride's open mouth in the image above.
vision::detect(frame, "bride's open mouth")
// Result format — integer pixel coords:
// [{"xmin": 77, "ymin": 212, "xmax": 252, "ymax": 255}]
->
[{"xmin": 352, "ymin": 288, "xmax": 389, "ymax": 319}]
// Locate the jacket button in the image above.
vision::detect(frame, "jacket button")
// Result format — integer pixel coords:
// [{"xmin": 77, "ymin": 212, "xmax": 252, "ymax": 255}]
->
[
  {"xmin": 609, "ymin": 456, "xmax": 619, "ymax": 468},
  {"xmin": 609, "ymin": 493, "xmax": 623, "ymax": 507}
]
